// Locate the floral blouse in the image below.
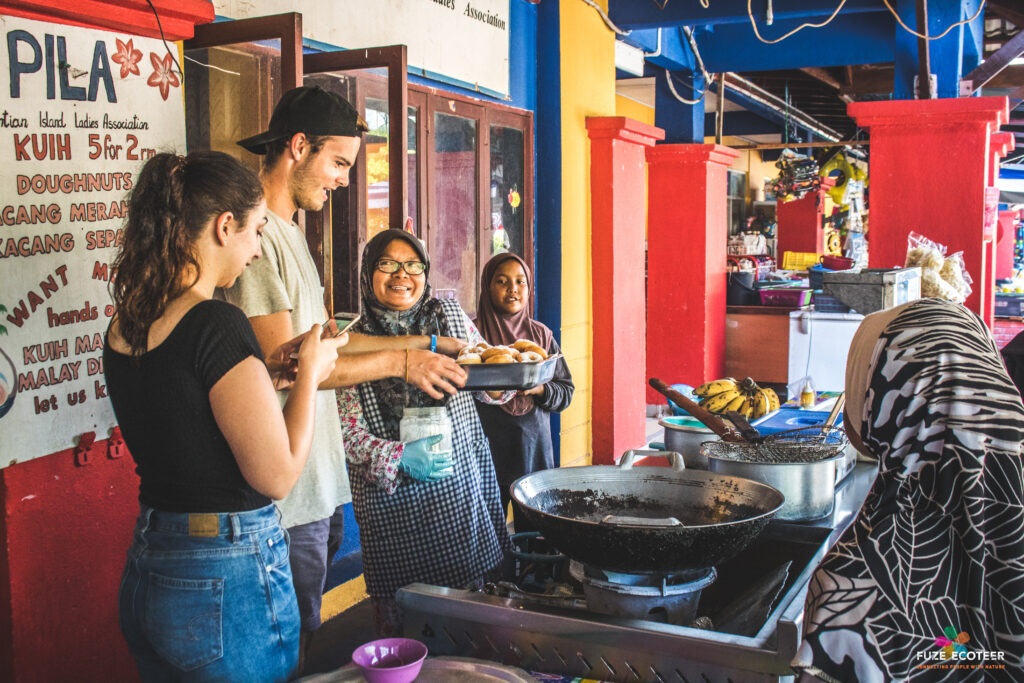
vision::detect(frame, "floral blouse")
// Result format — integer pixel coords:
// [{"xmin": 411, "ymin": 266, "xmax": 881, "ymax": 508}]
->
[{"xmin": 337, "ymin": 312, "xmax": 512, "ymax": 494}]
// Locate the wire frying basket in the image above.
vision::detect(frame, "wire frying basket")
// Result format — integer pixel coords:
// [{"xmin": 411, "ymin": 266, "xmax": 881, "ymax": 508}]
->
[{"xmin": 700, "ymin": 426, "xmax": 848, "ymax": 464}]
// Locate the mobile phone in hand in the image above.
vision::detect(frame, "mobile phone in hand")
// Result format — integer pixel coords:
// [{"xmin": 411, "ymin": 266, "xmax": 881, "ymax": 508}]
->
[
  {"xmin": 320, "ymin": 318, "xmax": 342, "ymax": 339},
  {"xmin": 291, "ymin": 313, "xmax": 361, "ymax": 359},
  {"xmin": 331, "ymin": 312, "xmax": 360, "ymax": 336}
]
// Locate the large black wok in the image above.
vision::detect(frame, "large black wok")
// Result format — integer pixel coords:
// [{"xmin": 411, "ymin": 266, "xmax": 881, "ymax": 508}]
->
[{"xmin": 510, "ymin": 450, "xmax": 785, "ymax": 572}]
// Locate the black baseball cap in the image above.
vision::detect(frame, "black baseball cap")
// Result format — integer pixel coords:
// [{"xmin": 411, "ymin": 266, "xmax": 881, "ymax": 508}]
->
[{"xmin": 237, "ymin": 85, "xmax": 368, "ymax": 154}]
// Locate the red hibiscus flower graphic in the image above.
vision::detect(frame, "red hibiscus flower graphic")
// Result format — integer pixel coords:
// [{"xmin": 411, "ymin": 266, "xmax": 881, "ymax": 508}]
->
[
  {"xmin": 111, "ymin": 38, "xmax": 142, "ymax": 79},
  {"xmin": 147, "ymin": 52, "xmax": 180, "ymax": 101}
]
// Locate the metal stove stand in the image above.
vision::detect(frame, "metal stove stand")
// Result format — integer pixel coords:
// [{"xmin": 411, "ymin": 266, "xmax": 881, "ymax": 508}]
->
[{"xmin": 397, "ymin": 462, "xmax": 877, "ymax": 683}]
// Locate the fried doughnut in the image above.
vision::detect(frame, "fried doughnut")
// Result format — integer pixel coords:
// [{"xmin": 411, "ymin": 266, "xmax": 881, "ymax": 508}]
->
[
  {"xmin": 512, "ymin": 339, "xmax": 547, "ymax": 358},
  {"xmin": 484, "ymin": 353, "xmax": 516, "ymax": 364},
  {"xmin": 457, "ymin": 352, "xmax": 482, "ymax": 364},
  {"xmin": 519, "ymin": 350, "xmax": 544, "ymax": 363},
  {"xmin": 480, "ymin": 346, "xmax": 513, "ymax": 361}
]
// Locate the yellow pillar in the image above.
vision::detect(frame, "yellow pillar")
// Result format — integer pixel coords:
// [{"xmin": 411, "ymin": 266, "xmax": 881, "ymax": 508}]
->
[{"xmin": 557, "ymin": 0, "xmax": 617, "ymax": 467}]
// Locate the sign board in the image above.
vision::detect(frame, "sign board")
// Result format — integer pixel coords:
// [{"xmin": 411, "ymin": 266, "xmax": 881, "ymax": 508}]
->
[
  {"xmin": 984, "ymin": 185, "xmax": 1001, "ymax": 242},
  {"xmin": 214, "ymin": 0, "xmax": 511, "ymax": 98},
  {"xmin": 0, "ymin": 15, "xmax": 186, "ymax": 464}
]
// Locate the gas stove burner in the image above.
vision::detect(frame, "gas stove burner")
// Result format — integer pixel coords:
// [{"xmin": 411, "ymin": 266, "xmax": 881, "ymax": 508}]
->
[
  {"xmin": 570, "ymin": 561, "xmax": 717, "ymax": 625},
  {"xmin": 509, "ymin": 530, "xmax": 572, "ymax": 592}
]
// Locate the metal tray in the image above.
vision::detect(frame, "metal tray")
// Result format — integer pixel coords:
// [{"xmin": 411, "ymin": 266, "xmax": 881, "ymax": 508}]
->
[
  {"xmin": 461, "ymin": 354, "xmax": 561, "ymax": 391},
  {"xmin": 297, "ymin": 656, "xmax": 535, "ymax": 682}
]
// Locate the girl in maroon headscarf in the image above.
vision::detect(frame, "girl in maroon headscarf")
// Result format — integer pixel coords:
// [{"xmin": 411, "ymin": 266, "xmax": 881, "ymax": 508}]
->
[{"xmin": 475, "ymin": 253, "xmax": 574, "ymax": 529}]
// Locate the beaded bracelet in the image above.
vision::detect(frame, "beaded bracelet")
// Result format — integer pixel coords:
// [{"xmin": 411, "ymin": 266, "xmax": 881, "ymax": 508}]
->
[{"xmin": 404, "ymin": 348, "xmax": 410, "ymax": 383}]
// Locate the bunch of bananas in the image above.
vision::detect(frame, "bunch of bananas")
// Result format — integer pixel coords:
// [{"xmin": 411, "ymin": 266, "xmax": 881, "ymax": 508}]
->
[{"xmin": 694, "ymin": 377, "xmax": 780, "ymax": 420}]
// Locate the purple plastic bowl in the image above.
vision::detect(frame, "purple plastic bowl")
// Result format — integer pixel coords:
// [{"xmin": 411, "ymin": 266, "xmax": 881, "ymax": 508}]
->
[{"xmin": 351, "ymin": 638, "xmax": 428, "ymax": 683}]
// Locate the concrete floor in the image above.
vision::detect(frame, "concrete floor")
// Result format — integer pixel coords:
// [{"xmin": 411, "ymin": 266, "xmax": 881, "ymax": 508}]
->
[
  {"xmin": 301, "ymin": 598, "xmax": 375, "ymax": 677},
  {"xmin": 645, "ymin": 414, "xmax": 665, "ymax": 444}
]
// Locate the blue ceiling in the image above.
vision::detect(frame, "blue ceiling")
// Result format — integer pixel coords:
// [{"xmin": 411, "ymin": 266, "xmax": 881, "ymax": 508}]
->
[{"xmin": 606, "ymin": 0, "xmax": 1015, "ymax": 145}]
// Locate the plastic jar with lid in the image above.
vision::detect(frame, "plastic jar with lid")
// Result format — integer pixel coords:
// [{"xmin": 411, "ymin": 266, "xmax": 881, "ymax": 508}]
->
[{"xmin": 399, "ymin": 406, "xmax": 454, "ymax": 454}]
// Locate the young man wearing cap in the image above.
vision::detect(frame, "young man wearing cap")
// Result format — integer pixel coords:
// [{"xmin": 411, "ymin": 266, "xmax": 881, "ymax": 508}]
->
[{"xmin": 223, "ymin": 86, "xmax": 467, "ymax": 659}]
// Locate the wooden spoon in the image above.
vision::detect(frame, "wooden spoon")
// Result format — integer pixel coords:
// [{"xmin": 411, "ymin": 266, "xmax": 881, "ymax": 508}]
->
[{"xmin": 824, "ymin": 392, "xmax": 846, "ymax": 430}]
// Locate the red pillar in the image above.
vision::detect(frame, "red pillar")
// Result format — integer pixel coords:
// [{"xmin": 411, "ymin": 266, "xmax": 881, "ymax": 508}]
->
[
  {"xmin": 587, "ymin": 117, "xmax": 665, "ymax": 465},
  {"xmin": 646, "ymin": 144, "xmax": 740, "ymax": 404},
  {"xmin": 848, "ymin": 98, "xmax": 1008, "ymax": 326},
  {"xmin": 989, "ymin": 133, "xmax": 1016, "ymax": 314},
  {"xmin": 776, "ymin": 189, "xmax": 826, "ymax": 257},
  {"xmin": 989, "ymin": 132, "xmax": 1015, "ymax": 190}
]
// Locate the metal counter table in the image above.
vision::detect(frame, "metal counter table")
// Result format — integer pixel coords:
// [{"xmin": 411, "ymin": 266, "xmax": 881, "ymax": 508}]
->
[{"xmin": 396, "ymin": 462, "xmax": 878, "ymax": 683}]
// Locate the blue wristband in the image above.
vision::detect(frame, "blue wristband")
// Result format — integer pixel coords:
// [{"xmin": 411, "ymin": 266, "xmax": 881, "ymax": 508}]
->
[{"xmin": 430, "ymin": 335, "xmax": 437, "ymax": 353}]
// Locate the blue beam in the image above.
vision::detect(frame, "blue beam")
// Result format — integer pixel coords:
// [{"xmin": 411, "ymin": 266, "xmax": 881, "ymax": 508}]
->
[
  {"xmin": 609, "ymin": 0, "xmax": 885, "ymax": 31},
  {"xmin": 962, "ymin": 0, "xmax": 983, "ymax": 61},
  {"xmin": 893, "ymin": 0, "xmax": 970, "ymax": 99},
  {"xmin": 930, "ymin": 1, "xmax": 971, "ymax": 99},
  {"xmin": 961, "ymin": 0, "xmax": 983, "ymax": 83},
  {"xmin": 535, "ymin": 0, "xmax": 561, "ymax": 464},
  {"xmin": 621, "ymin": 28, "xmax": 695, "ymax": 72},
  {"xmin": 705, "ymin": 111, "xmax": 783, "ymax": 136},
  {"xmin": 691, "ymin": 13, "xmax": 894, "ymax": 72},
  {"xmin": 649, "ymin": 63, "xmax": 706, "ymax": 143},
  {"xmin": 628, "ymin": 13, "xmax": 895, "ymax": 76}
]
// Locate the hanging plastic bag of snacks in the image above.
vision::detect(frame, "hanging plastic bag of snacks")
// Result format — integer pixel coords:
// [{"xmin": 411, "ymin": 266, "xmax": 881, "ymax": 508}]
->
[{"xmin": 905, "ymin": 231, "xmax": 971, "ymax": 303}]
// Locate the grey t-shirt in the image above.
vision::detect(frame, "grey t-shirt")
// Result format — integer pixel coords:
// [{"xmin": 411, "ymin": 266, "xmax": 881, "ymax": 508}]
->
[{"xmin": 219, "ymin": 209, "xmax": 351, "ymax": 528}]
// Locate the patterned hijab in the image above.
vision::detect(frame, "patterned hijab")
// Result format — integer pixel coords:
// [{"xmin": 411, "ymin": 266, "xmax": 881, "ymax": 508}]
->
[
  {"xmin": 356, "ymin": 229, "xmax": 453, "ymax": 436},
  {"xmin": 796, "ymin": 298, "xmax": 1024, "ymax": 682},
  {"xmin": 476, "ymin": 253, "xmax": 555, "ymax": 416}
]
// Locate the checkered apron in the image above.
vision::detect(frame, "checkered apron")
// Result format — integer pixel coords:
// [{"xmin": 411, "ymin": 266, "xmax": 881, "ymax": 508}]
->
[{"xmin": 352, "ymin": 299, "xmax": 511, "ymax": 599}]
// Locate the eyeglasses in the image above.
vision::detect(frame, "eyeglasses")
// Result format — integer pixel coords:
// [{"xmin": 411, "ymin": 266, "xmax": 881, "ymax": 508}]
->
[{"xmin": 376, "ymin": 258, "xmax": 426, "ymax": 276}]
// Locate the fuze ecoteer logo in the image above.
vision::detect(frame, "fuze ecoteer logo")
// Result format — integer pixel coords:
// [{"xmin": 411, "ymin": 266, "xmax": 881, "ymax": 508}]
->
[
  {"xmin": 914, "ymin": 625, "xmax": 1009, "ymax": 672},
  {"xmin": 935, "ymin": 626, "xmax": 969, "ymax": 659}
]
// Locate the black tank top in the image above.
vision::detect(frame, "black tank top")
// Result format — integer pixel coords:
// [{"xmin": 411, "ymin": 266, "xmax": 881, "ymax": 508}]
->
[{"xmin": 103, "ymin": 299, "xmax": 271, "ymax": 512}]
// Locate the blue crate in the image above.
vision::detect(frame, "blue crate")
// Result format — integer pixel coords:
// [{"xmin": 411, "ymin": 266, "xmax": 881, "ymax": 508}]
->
[
  {"xmin": 753, "ymin": 407, "xmax": 843, "ymax": 435},
  {"xmin": 812, "ymin": 290, "xmax": 852, "ymax": 313},
  {"xmin": 808, "ymin": 264, "xmax": 833, "ymax": 290},
  {"xmin": 995, "ymin": 293, "xmax": 1024, "ymax": 318}
]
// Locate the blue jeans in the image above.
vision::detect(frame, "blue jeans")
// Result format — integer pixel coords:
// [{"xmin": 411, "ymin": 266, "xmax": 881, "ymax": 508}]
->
[{"xmin": 119, "ymin": 504, "xmax": 300, "ymax": 682}]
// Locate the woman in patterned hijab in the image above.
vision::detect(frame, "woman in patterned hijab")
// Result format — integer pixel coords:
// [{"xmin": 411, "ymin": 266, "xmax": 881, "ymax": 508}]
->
[
  {"xmin": 356, "ymin": 228, "xmax": 453, "ymax": 433},
  {"xmin": 795, "ymin": 298, "xmax": 1024, "ymax": 682},
  {"xmin": 337, "ymin": 229, "xmax": 510, "ymax": 635}
]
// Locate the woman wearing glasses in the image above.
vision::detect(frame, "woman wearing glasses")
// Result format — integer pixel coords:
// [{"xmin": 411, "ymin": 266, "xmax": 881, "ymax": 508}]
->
[{"xmin": 336, "ymin": 229, "xmax": 511, "ymax": 635}]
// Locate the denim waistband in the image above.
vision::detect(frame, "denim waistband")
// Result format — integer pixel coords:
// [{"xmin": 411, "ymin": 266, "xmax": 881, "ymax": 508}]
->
[{"xmin": 139, "ymin": 503, "xmax": 281, "ymax": 538}]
